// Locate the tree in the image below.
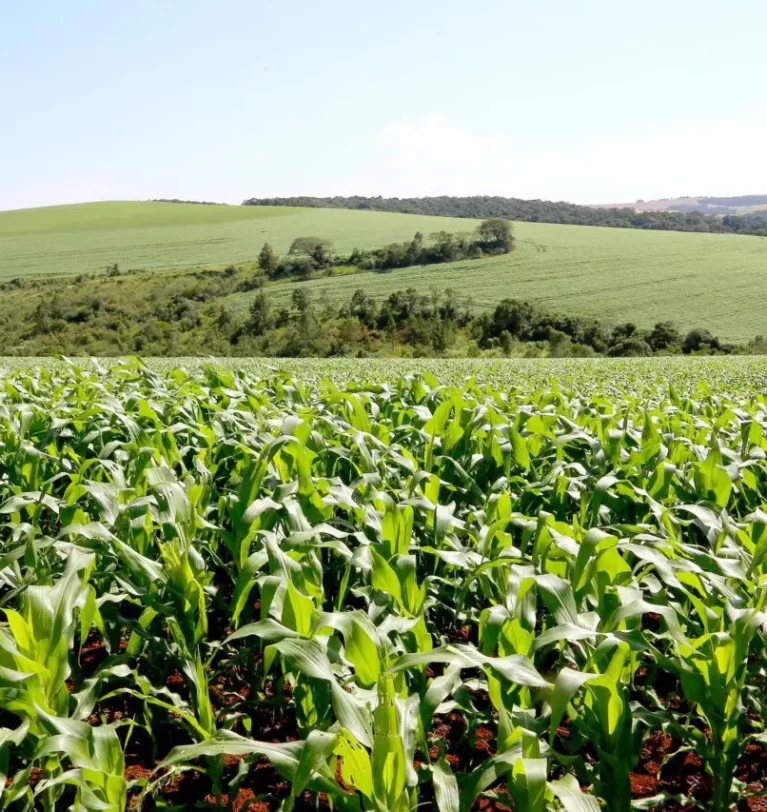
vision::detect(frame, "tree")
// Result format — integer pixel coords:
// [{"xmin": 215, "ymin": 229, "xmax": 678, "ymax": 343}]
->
[
  {"xmin": 612, "ymin": 323, "xmax": 637, "ymax": 340},
  {"xmin": 216, "ymin": 307, "xmax": 232, "ymax": 330},
  {"xmin": 245, "ymin": 291, "xmax": 271, "ymax": 336},
  {"xmin": 406, "ymin": 232, "xmax": 424, "ymax": 264},
  {"xmin": 582, "ymin": 322, "xmax": 609, "ymax": 353},
  {"xmin": 377, "ymin": 304, "xmax": 396, "ymax": 339},
  {"xmin": 283, "ymin": 288, "xmax": 327, "ymax": 354},
  {"xmin": 333, "ymin": 317, "xmax": 367, "ymax": 354},
  {"xmin": 430, "ymin": 231, "xmax": 458, "ymax": 262},
  {"xmin": 282, "ymin": 237, "xmax": 335, "ymax": 278},
  {"xmin": 257, "ymin": 243, "xmax": 279, "ymax": 276},
  {"xmin": 291, "ymin": 288, "xmax": 311, "ymax": 315},
  {"xmin": 549, "ymin": 330, "xmax": 573, "ymax": 357},
  {"xmin": 475, "ymin": 218, "xmax": 514, "ymax": 254},
  {"xmin": 311, "ymin": 242, "xmax": 333, "ymax": 268},
  {"xmin": 349, "ymin": 289, "xmax": 377, "ymax": 327},
  {"xmin": 289, "ymin": 236, "xmax": 334, "ymax": 257},
  {"xmin": 432, "ymin": 320, "xmax": 456, "ymax": 352},
  {"xmin": 647, "ymin": 321, "xmax": 681, "ymax": 352},
  {"xmin": 499, "ymin": 330, "xmax": 513, "ymax": 357},
  {"xmin": 489, "ymin": 299, "xmax": 536, "ymax": 341},
  {"xmin": 440, "ymin": 288, "xmax": 460, "ymax": 322},
  {"xmin": 683, "ymin": 328, "xmax": 721, "ymax": 354},
  {"xmin": 284, "ymin": 255, "xmax": 315, "ymax": 280},
  {"xmin": 607, "ymin": 337, "xmax": 653, "ymax": 357}
]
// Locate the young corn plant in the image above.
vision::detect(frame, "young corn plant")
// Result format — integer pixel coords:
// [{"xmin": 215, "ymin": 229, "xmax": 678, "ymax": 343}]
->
[
  {"xmin": 553, "ymin": 641, "xmax": 637, "ymax": 812},
  {"xmin": 0, "ymin": 547, "xmax": 95, "ymax": 722},
  {"xmin": 655, "ymin": 599, "xmax": 767, "ymax": 811},
  {"xmin": 0, "ymin": 547, "xmax": 99, "ymax": 810},
  {"xmin": 34, "ymin": 714, "xmax": 127, "ymax": 812}
]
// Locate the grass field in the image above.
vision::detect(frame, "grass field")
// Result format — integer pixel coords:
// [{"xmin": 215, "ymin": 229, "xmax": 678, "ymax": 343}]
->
[
  {"xmin": 3, "ymin": 201, "xmax": 767, "ymax": 341},
  {"xmin": 0, "ymin": 201, "xmax": 479, "ymax": 279}
]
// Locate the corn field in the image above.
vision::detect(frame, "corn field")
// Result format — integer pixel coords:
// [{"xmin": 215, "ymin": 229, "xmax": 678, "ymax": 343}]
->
[{"xmin": 3, "ymin": 359, "xmax": 767, "ymax": 811}]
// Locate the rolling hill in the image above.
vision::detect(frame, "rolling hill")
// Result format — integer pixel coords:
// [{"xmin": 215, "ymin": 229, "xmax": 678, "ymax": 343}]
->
[
  {"xmin": 0, "ymin": 201, "xmax": 481, "ymax": 279},
  {"xmin": 1, "ymin": 201, "xmax": 766, "ymax": 343},
  {"xmin": 226, "ymin": 220, "xmax": 767, "ymax": 343}
]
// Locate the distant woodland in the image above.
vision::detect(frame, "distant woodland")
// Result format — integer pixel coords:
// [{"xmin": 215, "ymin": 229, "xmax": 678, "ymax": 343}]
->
[{"xmin": 243, "ymin": 195, "xmax": 767, "ymax": 237}]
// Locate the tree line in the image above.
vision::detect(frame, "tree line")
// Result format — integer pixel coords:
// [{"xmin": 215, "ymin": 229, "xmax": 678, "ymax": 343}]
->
[
  {"xmin": 243, "ymin": 195, "xmax": 767, "ymax": 237},
  {"xmin": 255, "ymin": 218, "xmax": 514, "ymax": 280},
  {"xmin": 235, "ymin": 285, "xmax": 738, "ymax": 359},
  {"xmin": 150, "ymin": 198, "xmax": 224, "ymax": 206}
]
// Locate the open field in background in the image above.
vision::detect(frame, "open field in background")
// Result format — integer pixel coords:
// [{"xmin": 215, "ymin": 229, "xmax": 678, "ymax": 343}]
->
[
  {"xmin": 2, "ymin": 201, "xmax": 767, "ymax": 341},
  {"xmin": 593, "ymin": 194, "xmax": 767, "ymax": 214},
  {"xmin": 227, "ymin": 222, "xmax": 767, "ymax": 343},
  {"xmin": 0, "ymin": 201, "xmax": 481, "ymax": 278}
]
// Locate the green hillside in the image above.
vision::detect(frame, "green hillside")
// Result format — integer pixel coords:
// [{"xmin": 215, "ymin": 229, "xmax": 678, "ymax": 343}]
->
[
  {"xmin": 1, "ymin": 201, "xmax": 767, "ymax": 342},
  {"xmin": 228, "ymin": 221, "xmax": 767, "ymax": 343},
  {"xmin": 0, "ymin": 201, "xmax": 479, "ymax": 279}
]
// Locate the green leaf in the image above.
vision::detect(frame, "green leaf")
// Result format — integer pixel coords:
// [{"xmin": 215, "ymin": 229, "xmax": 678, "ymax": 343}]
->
[
  {"xmin": 548, "ymin": 775, "xmax": 600, "ymax": 811},
  {"xmin": 433, "ymin": 757, "xmax": 460, "ymax": 812},
  {"xmin": 510, "ymin": 429, "xmax": 531, "ymax": 470},
  {"xmin": 370, "ymin": 548, "xmax": 404, "ymax": 609},
  {"xmin": 335, "ymin": 728, "xmax": 373, "ymax": 800},
  {"xmin": 160, "ymin": 729, "xmax": 304, "ymax": 777}
]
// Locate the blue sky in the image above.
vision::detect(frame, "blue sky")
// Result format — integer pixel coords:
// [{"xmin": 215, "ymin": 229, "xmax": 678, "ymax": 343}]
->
[{"xmin": 2, "ymin": 0, "xmax": 766, "ymax": 210}]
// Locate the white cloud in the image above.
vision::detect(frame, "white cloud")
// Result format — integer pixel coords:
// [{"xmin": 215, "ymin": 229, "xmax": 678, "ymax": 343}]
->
[{"xmin": 377, "ymin": 114, "xmax": 502, "ymax": 167}]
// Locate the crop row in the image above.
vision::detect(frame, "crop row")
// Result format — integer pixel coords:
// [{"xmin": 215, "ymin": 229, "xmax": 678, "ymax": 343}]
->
[{"xmin": 2, "ymin": 361, "xmax": 767, "ymax": 810}]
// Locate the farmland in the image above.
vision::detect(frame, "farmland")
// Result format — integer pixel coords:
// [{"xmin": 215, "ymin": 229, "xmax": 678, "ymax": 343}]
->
[
  {"xmin": 0, "ymin": 202, "xmax": 477, "ymax": 279},
  {"xmin": 3, "ymin": 357, "xmax": 767, "ymax": 810},
  {"xmin": 226, "ymin": 223, "xmax": 767, "ymax": 344},
  {"xmin": 1, "ymin": 201, "xmax": 767, "ymax": 341},
  {"xmin": 2, "ymin": 354, "xmax": 767, "ymax": 389}
]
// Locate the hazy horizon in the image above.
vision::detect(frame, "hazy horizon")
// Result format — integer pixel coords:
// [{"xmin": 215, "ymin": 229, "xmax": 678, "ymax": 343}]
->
[
  {"xmin": 5, "ymin": 191, "xmax": 767, "ymax": 217},
  {"xmin": 3, "ymin": 0, "xmax": 766, "ymax": 211}
]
